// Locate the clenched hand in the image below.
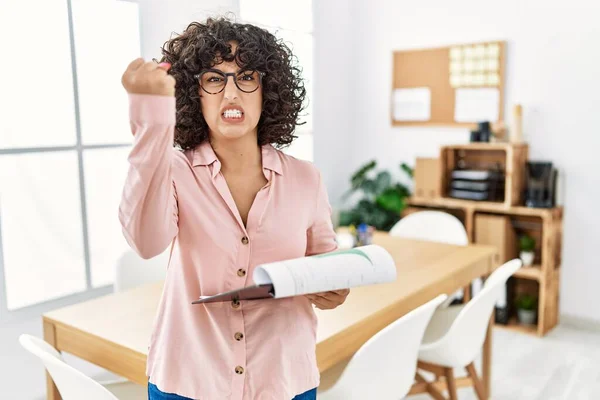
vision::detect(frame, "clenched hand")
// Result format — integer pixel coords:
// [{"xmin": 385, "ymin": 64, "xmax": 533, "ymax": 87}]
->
[{"xmin": 121, "ymin": 57, "xmax": 176, "ymax": 97}]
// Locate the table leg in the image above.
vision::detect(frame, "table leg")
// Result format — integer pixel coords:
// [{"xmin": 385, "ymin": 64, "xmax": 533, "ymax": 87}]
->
[
  {"xmin": 482, "ymin": 309, "xmax": 493, "ymax": 399},
  {"xmin": 463, "ymin": 283, "xmax": 472, "ymax": 302},
  {"xmin": 43, "ymin": 320, "xmax": 62, "ymax": 400}
]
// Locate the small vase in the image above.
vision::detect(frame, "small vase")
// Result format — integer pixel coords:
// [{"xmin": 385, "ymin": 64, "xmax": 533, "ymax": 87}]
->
[
  {"xmin": 517, "ymin": 309, "xmax": 537, "ymax": 325},
  {"xmin": 335, "ymin": 232, "xmax": 355, "ymax": 250},
  {"xmin": 520, "ymin": 251, "xmax": 534, "ymax": 267}
]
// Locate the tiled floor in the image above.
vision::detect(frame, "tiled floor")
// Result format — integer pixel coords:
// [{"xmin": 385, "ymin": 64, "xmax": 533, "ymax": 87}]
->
[
  {"xmin": 4, "ymin": 317, "xmax": 600, "ymax": 399},
  {"xmin": 408, "ymin": 325, "xmax": 600, "ymax": 400}
]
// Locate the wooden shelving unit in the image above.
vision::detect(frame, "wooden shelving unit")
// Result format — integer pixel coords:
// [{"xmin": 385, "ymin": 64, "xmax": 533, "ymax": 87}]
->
[
  {"xmin": 440, "ymin": 143, "xmax": 529, "ymax": 207},
  {"xmin": 408, "ymin": 143, "xmax": 563, "ymax": 337},
  {"xmin": 408, "ymin": 196, "xmax": 560, "ymax": 218},
  {"xmin": 406, "ymin": 197, "xmax": 562, "ymax": 336},
  {"xmin": 513, "ymin": 265, "xmax": 542, "ymax": 281},
  {"xmin": 495, "ymin": 317, "xmax": 538, "ymax": 335}
]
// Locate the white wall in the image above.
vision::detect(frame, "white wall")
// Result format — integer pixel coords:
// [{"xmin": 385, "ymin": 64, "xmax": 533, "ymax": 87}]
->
[
  {"xmin": 312, "ymin": 0, "xmax": 358, "ymax": 214},
  {"xmin": 313, "ymin": 0, "xmax": 600, "ymax": 322},
  {"xmin": 138, "ymin": 0, "xmax": 239, "ymax": 60}
]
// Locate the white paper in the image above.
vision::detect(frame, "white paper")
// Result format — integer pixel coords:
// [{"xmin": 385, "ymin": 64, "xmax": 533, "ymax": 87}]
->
[
  {"xmin": 392, "ymin": 88, "xmax": 431, "ymax": 121},
  {"xmin": 454, "ymin": 88, "xmax": 499, "ymax": 122},
  {"xmin": 253, "ymin": 245, "xmax": 397, "ymax": 298}
]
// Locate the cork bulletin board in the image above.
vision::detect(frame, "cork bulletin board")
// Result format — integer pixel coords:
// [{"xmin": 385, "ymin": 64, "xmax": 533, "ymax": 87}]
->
[{"xmin": 391, "ymin": 41, "xmax": 506, "ymax": 128}]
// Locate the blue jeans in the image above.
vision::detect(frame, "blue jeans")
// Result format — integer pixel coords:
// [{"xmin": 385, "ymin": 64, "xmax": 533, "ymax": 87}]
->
[{"xmin": 148, "ymin": 382, "xmax": 317, "ymax": 400}]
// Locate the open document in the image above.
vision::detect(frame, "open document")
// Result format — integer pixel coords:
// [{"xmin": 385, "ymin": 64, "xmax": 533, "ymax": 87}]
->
[{"xmin": 192, "ymin": 245, "xmax": 397, "ymax": 304}]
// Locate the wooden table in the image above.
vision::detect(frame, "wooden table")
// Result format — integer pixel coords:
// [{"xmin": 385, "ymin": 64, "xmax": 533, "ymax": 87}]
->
[{"xmin": 43, "ymin": 233, "xmax": 497, "ymax": 399}]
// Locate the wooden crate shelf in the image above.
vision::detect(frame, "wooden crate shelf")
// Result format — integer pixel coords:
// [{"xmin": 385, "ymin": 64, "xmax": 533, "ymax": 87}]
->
[
  {"xmin": 409, "ymin": 196, "xmax": 562, "ymax": 219},
  {"xmin": 495, "ymin": 317, "xmax": 538, "ymax": 336},
  {"xmin": 440, "ymin": 143, "xmax": 529, "ymax": 207},
  {"xmin": 405, "ymin": 196, "xmax": 563, "ymax": 337},
  {"xmin": 513, "ymin": 265, "xmax": 542, "ymax": 281}
]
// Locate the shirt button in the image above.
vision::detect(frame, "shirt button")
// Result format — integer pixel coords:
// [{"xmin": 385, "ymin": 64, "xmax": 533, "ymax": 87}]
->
[
  {"xmin": 237, "ymin": 268, "xmax": 246, "ymax": 277},
  {"xmin": 231, "ymin": 299, "xmax": 240, "ymax": 309},
  {"xmin": 234, "ymin": 332, "xmax": 244, "ymax": 341},
  {"xmin": 241, "ymin": 236, "xmax": 249, "ymax": 245},
  {"xmin": 235, "ymin": 366, "xmax": 245, "ymax": 374}
]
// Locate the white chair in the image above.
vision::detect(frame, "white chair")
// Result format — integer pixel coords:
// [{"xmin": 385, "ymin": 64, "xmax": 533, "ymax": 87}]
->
[
  {"xmin": 415, "ymin": 259, "xmax": 523, "ymax": 400},
  {"xmin": 18, "ymin": 334, "xmax": 146, "ymax": 399},
  {"xmin": 389, "ymin": 211, "xmax": 468, "ymax": 245},
  {"xmin": 114, "ymin": 249, "xmax": 170, "ymax": 293},
  {"xmin": 318, "ymin": 294, "xmax": 448, "ymax": 400},
  {"xmin": 390, "ymin": 211, "xmax": 470, "ymax": 305}
]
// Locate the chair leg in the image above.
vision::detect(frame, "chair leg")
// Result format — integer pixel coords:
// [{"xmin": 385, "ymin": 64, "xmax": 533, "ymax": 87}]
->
[
  {"xmin": 415, "ymin": 372, "xmax": 446, "ymax": 400},
  {"xmin": 466, "ymin": 362, "xmax": 486, "ymax": 400},
  {"xmin": 444, "ymin": 368, "xmax": 458, "ymax": 400}
]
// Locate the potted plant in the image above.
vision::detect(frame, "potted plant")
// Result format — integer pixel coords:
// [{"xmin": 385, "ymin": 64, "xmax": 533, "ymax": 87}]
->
[
  {"xmin": 338, "ymin": 160, "xmax": 413, "ymax": 232},
  {"xmin": 515, "ymin": 294, "xmax": 537, "ymax": 325},
  {"xmin": 519, "ymin": 234, "xmax": 536, "ymax": 267}
]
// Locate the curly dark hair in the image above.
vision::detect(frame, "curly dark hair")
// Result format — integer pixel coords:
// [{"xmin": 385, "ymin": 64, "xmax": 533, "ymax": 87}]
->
[{"xmin": 157, "ymin": 16, "xmax": 307, "ymax": 151}]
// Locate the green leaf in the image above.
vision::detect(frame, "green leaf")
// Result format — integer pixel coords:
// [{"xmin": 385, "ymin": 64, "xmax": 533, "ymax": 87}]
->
[
  {"xmin": 400, "ymin": 162, "xmax": 414, "ymax": 178},
  {"xmin": 350, "ymin": 160, "xmax": 377, "ymax": 190},
  {"xmin": 360, "ymin": 179, "xmax": 378, "ymax": 195},
  {"xmin": 340, "ymin": 159, "xmax": 414, "ymax": 232},
  {"xmin": 338, "ymin": 210, "xmax": 359, "ymax": 227},
  {"xmin": 394, "ymin": 183, "xmax": 411, "ymax": 197},
  {"xmin": 368, "ymin": 207, "xmax": 389, "ymax": 230},
  {"xmin": 374, "ymin": 171, "xmax": 392, "ymax": 194},
  {"xmin": 375, "ymin": 188, "xmax": 405, "ymax": 213},
  {"xmin": 340, "ymin": 188, "xmax": 355, "ymax": 201},
  {"xmin": 515, "ymin": 294, "xmax": 537, "ymax": 310},
  {"xmin": 383, "ymin": 212, "xmax": 401, "ymax": 231},
  {"xmin": 519, "ymin": 235, "xmax": 536, "ymax": 251},
  {"xmin": 355, "ymin": 200, "xmax": 375, "ymax": 223}
]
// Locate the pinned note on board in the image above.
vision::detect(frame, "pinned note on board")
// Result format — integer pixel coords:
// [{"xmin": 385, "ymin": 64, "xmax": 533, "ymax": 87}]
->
[
  {"xmin": 449, "ymin": 42, "xmax": 502, "ymax": 89},
  {"xmin": 454, "ymin": 88, "xmax": 500, "ymax": 123},
  {"xmin": 392, "ymin": 87, "xmax": 431, "ymax": 122}
]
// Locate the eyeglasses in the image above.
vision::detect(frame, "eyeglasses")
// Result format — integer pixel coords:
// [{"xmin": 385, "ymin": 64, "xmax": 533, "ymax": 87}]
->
[{"xmin": 194, "ymin": 69, "xmax": 264, "ymax": 95}]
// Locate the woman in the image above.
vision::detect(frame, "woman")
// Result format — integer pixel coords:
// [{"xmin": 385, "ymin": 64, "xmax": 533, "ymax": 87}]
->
[{"xmin": 119, "ymin": 17, "xmax": 349, "ymax": 400}]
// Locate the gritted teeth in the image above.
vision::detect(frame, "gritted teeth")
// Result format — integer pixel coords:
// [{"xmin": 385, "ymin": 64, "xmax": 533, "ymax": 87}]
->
[{"xmin": 223, "ymin": 109, "xmax": 243, "ymax": 118}]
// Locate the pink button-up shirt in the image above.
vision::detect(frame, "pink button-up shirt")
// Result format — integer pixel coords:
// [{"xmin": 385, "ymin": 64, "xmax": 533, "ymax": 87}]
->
[{"xmin": 118, "ymin": 94, "xmax": 338, "ymax": 399}]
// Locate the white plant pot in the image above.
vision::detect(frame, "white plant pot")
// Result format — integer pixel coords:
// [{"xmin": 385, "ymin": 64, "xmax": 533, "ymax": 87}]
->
[
  {"xmin": 335, "ymin": 232, "xmax": 355, "ymax": 250},
  {"xmin": 517, "ymin": 309, "xmax": 537, "ymax": 325},
  {"xmin": 520, "ymin": 251, "xmax": 535, "ymax": 267}
]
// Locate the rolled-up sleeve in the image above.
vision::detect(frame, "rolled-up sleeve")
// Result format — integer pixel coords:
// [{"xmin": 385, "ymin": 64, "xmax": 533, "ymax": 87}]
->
[{"xmin": 118, "ymin": 93, "xmax": 179, "ymax": 259}]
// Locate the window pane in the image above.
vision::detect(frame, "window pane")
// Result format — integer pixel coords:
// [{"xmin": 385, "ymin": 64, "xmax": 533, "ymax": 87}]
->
[
  {"xmin": 0, "ymin": 152, "xmax": 86, "ymax": 310},
  {"xmin": 283, "ymin": 133, "xmax": 313, "ymax": 162},
  {"xmin": 240, "ymin": 0, "xmax": 312, "ymax": 32},
  {"xmin": 71, "ymin": 0, "xmax": 140, "ymax": 145},
  {"xmin": 0, "ymin": 0, "xmax": 77, "ymax": 149},
  {"xmin": 83, "ymin": 147, "xmax": 131, "ymax": 287}
]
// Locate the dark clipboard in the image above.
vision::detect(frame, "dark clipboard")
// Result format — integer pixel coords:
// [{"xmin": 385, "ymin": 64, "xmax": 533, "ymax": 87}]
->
[{"xmin": 191, "ymin": 283, "xmax": 275, "ymax": 304}]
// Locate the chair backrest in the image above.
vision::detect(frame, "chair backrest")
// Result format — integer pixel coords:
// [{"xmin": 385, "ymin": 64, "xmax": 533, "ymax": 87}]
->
[
  {"xmin": 483, "ymin": 258, "xmax": 521, "ymax": 289},
  {"xmin": 428, "ymin": 259, "xmax": 522, "ymax": 367},
  {"xmin": 389, "ymin": 211, "xmax": 468, "ymax": 246},
  {"xmin": 324, "ymin": 294, "xmax": 448, "ymax": 400},
  {"xmin": 114, "ymin": 249, "xmax": 169, "ymax": 292},
  {"xmin": 18, "ymin": 334, "xmax": 118, "ymax": 400}
]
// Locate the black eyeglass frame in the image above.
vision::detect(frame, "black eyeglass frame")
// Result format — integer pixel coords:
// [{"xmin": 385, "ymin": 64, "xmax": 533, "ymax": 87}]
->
[{"xmin": 193, "ymin": 69, "xmax": 265, "ymax": 95}]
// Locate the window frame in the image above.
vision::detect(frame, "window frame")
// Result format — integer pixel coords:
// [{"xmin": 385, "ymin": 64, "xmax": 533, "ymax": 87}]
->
[{"xmin": 0, "ymin": 0, "xmax": 134, "ymax": 322}]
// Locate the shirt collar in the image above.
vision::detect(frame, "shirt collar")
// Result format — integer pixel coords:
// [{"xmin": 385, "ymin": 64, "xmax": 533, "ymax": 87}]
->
[
  {"xmin": 192, "ymin": 140, "xmax": 217, "ymax": 167},
  {"xmin": 192, "ymin": 141, "xmax": 283, "ymax": 176}
]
